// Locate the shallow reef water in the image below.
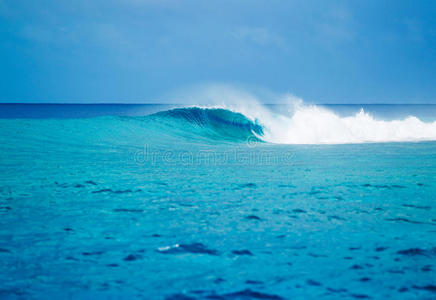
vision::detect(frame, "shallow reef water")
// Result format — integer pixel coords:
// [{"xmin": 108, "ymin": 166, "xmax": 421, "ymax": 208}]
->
[{"xmin": 0, "ymin": 106, "xmax": 436, "ymax": 299}]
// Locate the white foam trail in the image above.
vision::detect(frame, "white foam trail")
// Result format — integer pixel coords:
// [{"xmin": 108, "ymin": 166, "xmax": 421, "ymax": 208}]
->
[
  {"xmin": 261, "ymin": 104, "xmax": 436, "ymax": 144},
  {"xmin": 172, "ymin": 83, "xmax": 436, "ymax": 144}
]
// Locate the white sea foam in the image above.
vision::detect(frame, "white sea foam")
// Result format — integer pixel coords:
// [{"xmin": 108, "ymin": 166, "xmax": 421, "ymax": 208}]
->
[{"xmin": 260, "ymin": 103, "xmax": 436, "ymax": 144}]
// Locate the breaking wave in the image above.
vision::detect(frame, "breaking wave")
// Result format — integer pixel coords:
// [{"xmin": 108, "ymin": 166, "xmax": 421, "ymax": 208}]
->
[
  {"xmin": 148, "ymin": 107, "xmax": 263, "ymax": 142},
  {"xmin": 259, "ymin": 104, "xmax": 436, "ymax": 144},
  {"xmin": 148, "ymin": 103, "xmax": 436, "ymax": 144}
]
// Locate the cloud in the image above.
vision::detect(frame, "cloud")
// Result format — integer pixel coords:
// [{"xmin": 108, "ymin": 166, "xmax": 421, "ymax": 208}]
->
[
  {"xmin": 310, "ymin": 6, "xmax": 355, "ymax": 48},
  {"xmin": 403, "ymin": 18, "xmax": 425, "ymax": 43},
  {"xmin": 231, "ymin": 26, "xmax": 285, "ymax": 47},
  {"xmin": 114, "ymin": 0, "xmax": 182, "ymax": 8}
]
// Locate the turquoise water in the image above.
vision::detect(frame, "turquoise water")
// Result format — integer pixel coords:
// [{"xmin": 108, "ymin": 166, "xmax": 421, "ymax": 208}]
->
[{"xmin": 1, "ymin": 105, "xmax": 436, "ymax": 299}]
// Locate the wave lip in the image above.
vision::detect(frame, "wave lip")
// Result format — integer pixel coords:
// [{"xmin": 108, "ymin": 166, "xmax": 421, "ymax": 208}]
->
[{"xmin": 149, "ymin": 107, "xmax": 264, "ymax": 142}]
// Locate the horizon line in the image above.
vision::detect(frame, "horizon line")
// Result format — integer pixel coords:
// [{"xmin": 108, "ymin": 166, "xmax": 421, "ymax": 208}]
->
[{"xmin": 1, "ymin": 102, "xmax": 436, "ymax": 105}]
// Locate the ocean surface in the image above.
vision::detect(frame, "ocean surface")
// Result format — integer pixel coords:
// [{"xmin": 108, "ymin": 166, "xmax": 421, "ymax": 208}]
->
[{"xmin": 1, "ymin": 103, "xmax": 436, "ymax": 299}]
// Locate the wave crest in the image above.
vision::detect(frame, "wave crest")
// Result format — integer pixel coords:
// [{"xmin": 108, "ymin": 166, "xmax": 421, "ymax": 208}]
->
[
  {"xmin": 149, "ymin": 107, "xmax": 263, "ymax": 142},
  {"xmin": 145, "ymin": 102, "xmax": 436, "ymax": 144}
]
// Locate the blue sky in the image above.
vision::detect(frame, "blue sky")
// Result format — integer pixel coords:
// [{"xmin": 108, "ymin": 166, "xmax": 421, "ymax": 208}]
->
[{"xmin": 1, "ymin": 0, "xmax": 436, "ymax": 103}]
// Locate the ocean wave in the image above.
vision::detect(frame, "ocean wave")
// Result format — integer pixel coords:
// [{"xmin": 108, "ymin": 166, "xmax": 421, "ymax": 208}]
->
[
  {"xmin": 147, "ymin": 107, "xmax": 263, "ymax": 142},
  {"xmin": 146, "ymin": 103, "xmax": 436, "ymax": 144}
]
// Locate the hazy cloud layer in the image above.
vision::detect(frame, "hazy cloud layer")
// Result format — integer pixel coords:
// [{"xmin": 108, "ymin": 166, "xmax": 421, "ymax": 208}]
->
[{"xmin": 0, "ymin": 0, "xmax": 436, "ymax": 103}]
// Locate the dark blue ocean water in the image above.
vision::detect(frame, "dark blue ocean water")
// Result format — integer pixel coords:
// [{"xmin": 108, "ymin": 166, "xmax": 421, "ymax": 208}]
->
[
  {"xmin": 1, "ymin": 104, "xmax": 436, "ymax": 299},
  {"xmin": 1, "ymin": 103, "xmax": 436, "ymax": 121}
]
